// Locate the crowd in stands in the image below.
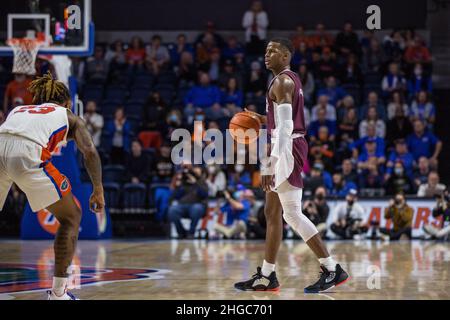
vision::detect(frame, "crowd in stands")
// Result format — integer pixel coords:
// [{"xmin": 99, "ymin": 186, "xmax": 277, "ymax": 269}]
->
[{"xmin": 0, "ymin": 1, "xmax": 446, "ymax": 240}]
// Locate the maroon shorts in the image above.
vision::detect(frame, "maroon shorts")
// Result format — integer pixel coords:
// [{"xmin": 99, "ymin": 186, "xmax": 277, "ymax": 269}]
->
[{"xmin": 287, "ymin": 136, "xmax": 308, "ymax": 188}]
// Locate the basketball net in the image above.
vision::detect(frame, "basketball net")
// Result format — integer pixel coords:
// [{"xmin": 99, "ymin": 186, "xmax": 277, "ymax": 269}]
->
[{"xmin": 7, "ymin": 38, "xmax": 45, "ymax": 75}]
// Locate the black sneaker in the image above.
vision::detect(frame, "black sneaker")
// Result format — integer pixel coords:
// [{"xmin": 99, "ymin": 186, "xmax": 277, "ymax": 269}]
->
[
  {"xmin": 234, "ymin": 267, "xmax": 280, "ymax": 291},
  {"xmin": 304, "ymin": 264, "xmax": 349, "ymax": 293}
]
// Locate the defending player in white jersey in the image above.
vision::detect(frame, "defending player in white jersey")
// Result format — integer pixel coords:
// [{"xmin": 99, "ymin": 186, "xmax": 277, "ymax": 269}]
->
[{"xmin": 0, "ymin": 72, "xmax": 104, "ymax": 300}]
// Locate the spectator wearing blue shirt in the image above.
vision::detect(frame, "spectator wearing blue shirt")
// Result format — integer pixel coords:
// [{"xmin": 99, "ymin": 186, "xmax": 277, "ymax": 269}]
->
[
  {"xmin": 221, "ymin": 77, "xmax": 243, "ymax": 116},
  {"xmin": 292, "ymin": 41, "xmax": 313, "ymax": 68},
  {"xmin": 104, "ymin": 107, "xmax": 132, "ymax": 164},
  {"xmin": 409, "ymin": 90, "xmax": 435, "ymax": 128},
  {"xmin": 168, "ymin": 34, "xmax": 194, "ymax": 66},
  {"xmin": 413, "ymin": 156, "xmax": 430, "ymax": 191},
  {"xmin": 329, "ymin": 172, "xmax": 357, "ymax": 197},
  {"xmin": 381, "ymin": 62, "xmax": 406, "ymax": 99},
  {"xmin": 184, "ymin": 72, "xmax": 224, "ymax": 123},
  {"xmin": 316, "ymin": 76, "xmax": 347, "ymax": 107},
  {"xmin": 357, "ymin": 139, "xmax": 386, "ymax": 188},
  {"xmin": 407, "ymin": 63, "xmax": 432, "ymax": 99},
  {"xmin": 309, "ymin": 108, "xmax": 337, "ymax": 141},
  {"xmin": 218, "ymin": 60, "xmax": 244, "ymax": 91},
  {"xmin": 214, "ymin": 188, "xmax": 254, "ymax": 239},
  {"xmin": 350, "ymin": 123, "xmax": 385, "ymax": 160},
  {"xmin": 228, "ymin": 164, "xmax": 252, "ymax": 188},
  {"xmin": 406, "ymin": 119, "xmax": 442, "ymax": 168},
  {"xmin": 222, "ymin": 36, "xmax": 245, "ymax": 61},
  {"xmin": 385, "ymin": 139, "xmax": 415, "ymax": 179},
  {"xmin": 359, "ymin": 91, "xmax": 387, "ymax": 121}
]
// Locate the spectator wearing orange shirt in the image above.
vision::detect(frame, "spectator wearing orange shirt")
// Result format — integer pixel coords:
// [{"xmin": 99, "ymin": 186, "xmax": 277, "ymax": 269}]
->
[
  {"xmin": 291, "ymin": 24, "xmax": 311, "ymax": 50},
  {"xmin": 126, "ymin": 36, "xmax": 146, "ymax": 66},
  {"xmin": 3, "ymin": 74, "xmax": 33, "ymax": 114},
  {"xmin": 309, "ymin": 23, "xmax": 334, "ymax": 50}
]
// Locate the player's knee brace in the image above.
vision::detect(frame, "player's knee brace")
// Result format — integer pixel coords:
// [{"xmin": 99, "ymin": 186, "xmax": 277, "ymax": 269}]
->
[{"xmin": 282, "ymin": 201, "xmax": 318, "ymax": 242}]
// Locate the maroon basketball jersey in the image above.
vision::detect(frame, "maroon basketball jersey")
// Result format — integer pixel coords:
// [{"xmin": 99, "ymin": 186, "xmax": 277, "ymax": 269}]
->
[
  {"xmin": 265, "ymin": 69, "xmax": 308, "ymax": 189},
  {"xmin": 266, "ymin": 69, "xmax": 306, "ymax": 137}
]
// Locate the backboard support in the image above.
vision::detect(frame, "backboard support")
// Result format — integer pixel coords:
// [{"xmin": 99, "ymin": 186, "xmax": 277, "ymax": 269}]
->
[{"xmin": 0, "ymin": 0, "xmax": 94, "ymax": 56}]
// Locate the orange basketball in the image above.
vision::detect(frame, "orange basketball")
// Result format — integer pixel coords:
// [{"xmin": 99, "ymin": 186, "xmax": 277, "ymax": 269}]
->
[{"xmin": 229, "ymin": 111, "xmax": 261, "ymax": 144}]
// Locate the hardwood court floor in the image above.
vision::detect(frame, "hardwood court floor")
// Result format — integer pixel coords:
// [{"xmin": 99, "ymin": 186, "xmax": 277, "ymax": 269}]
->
[{"xmin": 0, "ymin": 240, "xmax": 449, "ymax": 300}]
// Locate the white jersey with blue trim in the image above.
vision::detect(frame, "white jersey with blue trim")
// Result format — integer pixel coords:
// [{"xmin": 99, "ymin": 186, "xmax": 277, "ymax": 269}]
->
[{"xmin": 0, "ymin": 103, "xmax": 69, "ymax": 154}]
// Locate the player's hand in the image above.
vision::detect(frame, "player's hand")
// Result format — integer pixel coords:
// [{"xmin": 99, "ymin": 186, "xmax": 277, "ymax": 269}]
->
[
  {"xmin": 89, "ymin": 187, "xmax": 105, "ymax": 213},
  {"xmin": 261, "ymin": 175, "xmax": 274, "ymax": 192},
  {"xmin": 244, "ymin": 108, "xmax": 266, "ymax": 124}
]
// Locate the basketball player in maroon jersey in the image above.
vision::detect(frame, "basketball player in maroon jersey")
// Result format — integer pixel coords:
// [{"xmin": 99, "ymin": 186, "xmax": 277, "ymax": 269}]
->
[{"xmin": 234, "ymin": 38, "xmax": 349, "ymax": 293}]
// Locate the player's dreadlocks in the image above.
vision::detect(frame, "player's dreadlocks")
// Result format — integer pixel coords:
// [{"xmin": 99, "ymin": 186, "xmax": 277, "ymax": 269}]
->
[{"xmin": 28, "ymin": 71, "xmax": 71, "ymax": 105}]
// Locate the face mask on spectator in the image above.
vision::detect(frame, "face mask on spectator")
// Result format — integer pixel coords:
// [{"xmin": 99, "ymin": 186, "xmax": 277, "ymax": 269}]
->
[
  {"xmin": 316, "ymin": 193, "xmax": 325, "ymax": 201},
  {"xmin": 169, "ymin": 114, "xmax": 179, "ymax": 124},
  {"xmin": 207, "ymin": 166, "xmax": 217, "ymax": 174},
  {"xmin": 235, "ymin": 164, "xmax": 244, "ymax": 173},
  {"xmin": 414, "ymin": 67, "xmax": 422, "ymax": 76},
  {"xmin": 394, "ymin": 167, "xmax": 403, "ymax": 176},
  {"xmin": 233, "ymin": 191, "xmax": 243, "ymax": 200}
]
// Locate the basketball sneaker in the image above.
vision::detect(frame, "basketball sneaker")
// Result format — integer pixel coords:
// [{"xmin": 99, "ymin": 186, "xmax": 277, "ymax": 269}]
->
[
  {"xmin": 234, "ymin": 267, "xmax": 280, "ymax": 291},
  {"xmin": 304, "ymin": 264, "xmax": 349, "ymax": 293},
  {"xmin": 47, "ymin": 290, "xmax": 79, "ymax": 300}
]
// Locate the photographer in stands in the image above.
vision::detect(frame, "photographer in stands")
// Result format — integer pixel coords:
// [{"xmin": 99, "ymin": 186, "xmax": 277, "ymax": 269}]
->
[
  {"xmin": 214, "ymin": 187, "xmax": 255, "ymax": 239},
  {"xmin": 168, "ymin": 165, "xmax": 208, "ymax": 239},
  {"xmin": 330, "ymin": 189, "xmax": 367, "ymax": 239},
  {"xmin": 302, "ymin": 186, "xmax": 330, "ymax": 238},
  {"xmin": 380, "ymin": 192, "xmax": 413, "ymax": 240},
  {"xmin": 423, "ymin": 190, "xmax": 450, "ymax": 240}
]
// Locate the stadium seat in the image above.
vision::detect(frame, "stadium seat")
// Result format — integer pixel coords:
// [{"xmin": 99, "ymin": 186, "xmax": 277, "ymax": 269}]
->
[
  {"xmin": 129, "ymin": 88, "xmax": 151, "ymax": 101},
  {"xmin": 142, "ymin": 148, "xmax": 156, "ymax": 160},
  {"xmin": 124, "ymin": 103, "xmax": 144, "ymax": 118},
  {"xmin": 138, "ymin": 131, "xmax": 162, "ymax": 149},
  {"xmin": 157, "ymin": 71, "xmax": 177, "ymax": 85},
  {"xmin": 100, "ymin": 101, "xmax": 122, "ymax": 116},
  {"xmin": 105, "ymin": 86, "xmax": 128, "ymax": 101},
  {"xmin": 83, "ymin": 85, "xmax": 104, "ymax": 102},
  {"xmin": 123, "ymin": 183, "xmax": 147, "ymax": 213},
  {"xmin": 126, "ymin": 116, "xmax": 141, "ymax": 135},
  {"xmin": 148, "ymin": 183, "xmax": 170, "ymax": 208},
  {"xmin": 364, "ymin": 72, "xmax": 382, "ymax": 86},
  {"xmin": 103, "ymin": 165, "xmax": 126, "ymax": 183},
  {"xmin": 104, "ymin": 182, "xmax": 122, "ymax": 211},
  {"xmin": 100, "ymin": 133, "xmax": 112, "ymax": 152},
  {"xmin": 132, "ymin": 74, "xmax": 155, "ymax": 88}
]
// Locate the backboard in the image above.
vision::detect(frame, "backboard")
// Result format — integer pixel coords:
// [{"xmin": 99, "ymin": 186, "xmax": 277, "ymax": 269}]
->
[{"xmin": 0, "ymin": 0, "xmax": 94, "ymax": 56}]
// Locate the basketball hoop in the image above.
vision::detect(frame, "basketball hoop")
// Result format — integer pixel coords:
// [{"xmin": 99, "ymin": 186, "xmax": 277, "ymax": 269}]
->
[{"xmin": 7, "ymin": 38, "xmax": 45, "ymax": 75}]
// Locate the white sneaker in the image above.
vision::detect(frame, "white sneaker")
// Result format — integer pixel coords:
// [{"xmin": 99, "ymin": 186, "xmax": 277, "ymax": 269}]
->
[{"xmin": 47, "ymin": 290, "xmax": 79, "ymax": 300}]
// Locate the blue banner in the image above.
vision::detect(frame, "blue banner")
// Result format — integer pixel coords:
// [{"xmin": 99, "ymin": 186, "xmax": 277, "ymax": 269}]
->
[{"xmin": 21, "ymin": 141, "xmax": 112, "ymax": 239}]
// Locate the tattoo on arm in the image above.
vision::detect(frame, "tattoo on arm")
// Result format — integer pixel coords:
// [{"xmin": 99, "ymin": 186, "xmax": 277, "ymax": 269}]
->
[{"xmin": 67, "ymin": 111, "xmax": 103, "ymax": 190}]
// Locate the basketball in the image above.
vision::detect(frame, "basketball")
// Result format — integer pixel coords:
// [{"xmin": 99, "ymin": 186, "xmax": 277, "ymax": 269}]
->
[{"xmin": 229, "ymin": 111, "xmax": 261, "ymax": 144}]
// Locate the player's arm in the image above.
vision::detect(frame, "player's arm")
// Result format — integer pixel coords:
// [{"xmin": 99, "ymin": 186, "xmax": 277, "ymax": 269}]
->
[
  {"xmin": 67, "ymin": 110, "xmax": 105, "ymax": 212},
  {"xmin": 260, "ymin": 76, "xmax": 295, "ymax": 192},
  {"xmin": 244, "ymin": 108, "xmax": 267, "ymax": 125},
  {"xmin": 271, "ymin": 75, "xmax": 295, "ymax": 105},
  {"xmin": 271, "ymin": 76, "xmax": 295, "ymax": 153}
]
